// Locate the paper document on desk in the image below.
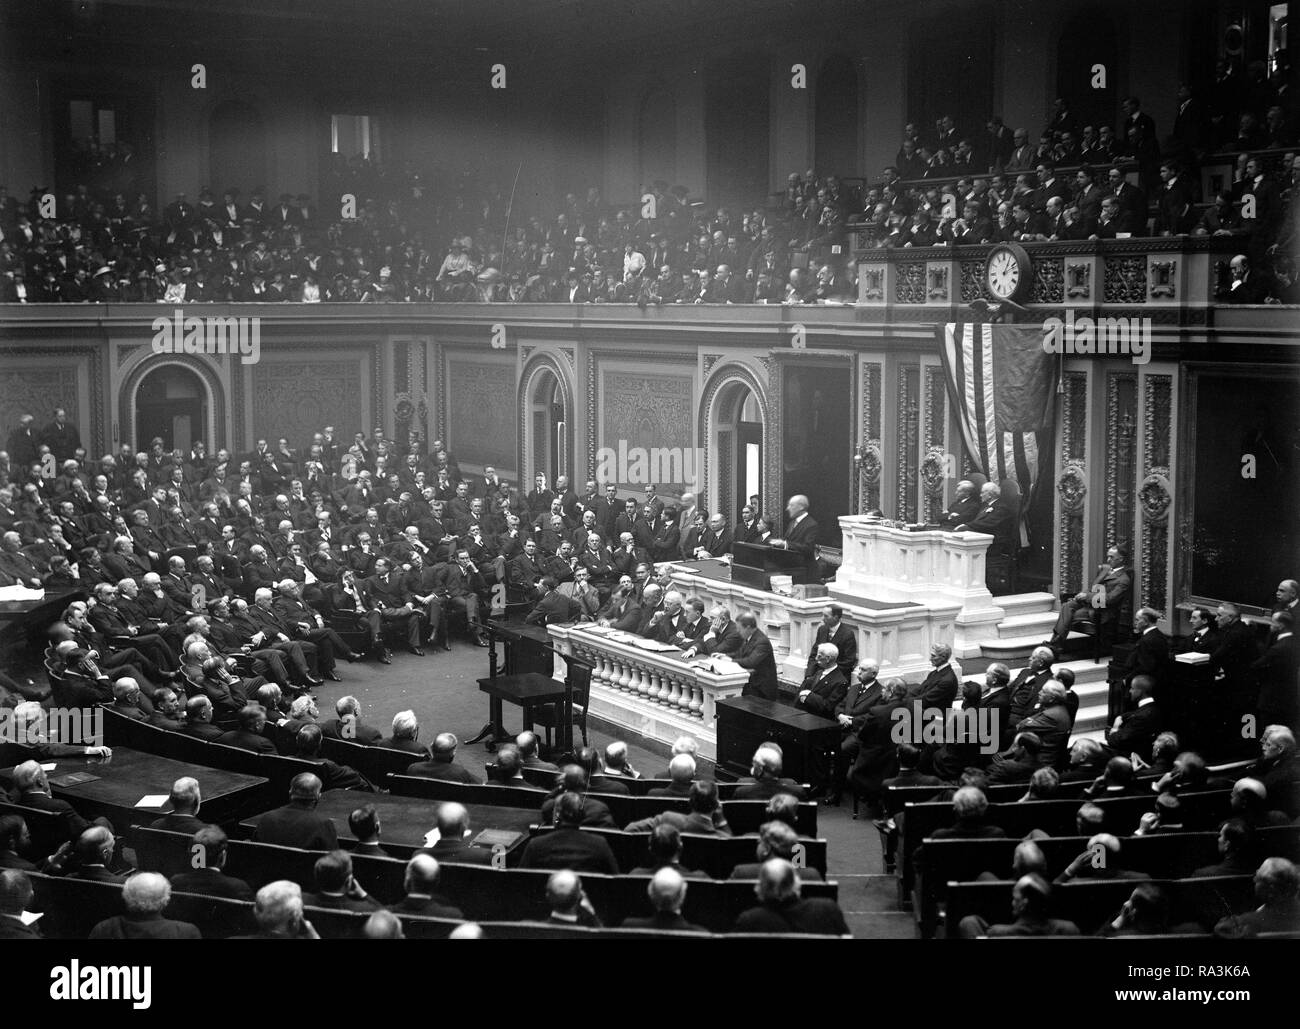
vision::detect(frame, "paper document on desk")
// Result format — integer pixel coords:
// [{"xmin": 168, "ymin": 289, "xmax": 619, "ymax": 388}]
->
[
  {"xmin": 631, "ymin": 638, "xmax": 680, "ymax": 652},
  {"xmin": 0, "ymin": 585, "xmax": 44, "ymax": 601},
  {"xmin": 135, "ymin": 795, "xmax": 169, "ymax": 808},
  {"xmin": 1174, "ymin": 652, "xmax": 1210, "ymax": 664}
]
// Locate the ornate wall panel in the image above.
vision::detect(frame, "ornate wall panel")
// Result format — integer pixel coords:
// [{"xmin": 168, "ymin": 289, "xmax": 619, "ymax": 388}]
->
[
  {"xmin": 921, "ymin": 364, "xmax": 947, "ymax": 522},
  {"xmin": 1104, "ymin": 371, "xmax": 1138, "ymax": 566},
  {"xmin": 0, "ymin": 349, "xmax": 103, "ymax": 458},
  {"xmin": 1056, "ymin": 370, "xmax": 1089, "ymax": 594},
  {"xmin": 1139, "ymin": 373, "xmax": 1174, "ymax": 613},
  {"xmin": 896, "ymin": 365, "xmax": 920, "ymax": 521},
  {"xmin": 859, "ymin": 360, "xmax": 883, "ymax": 513},
  {"xmin": 444, "ymin": 353, "xmax": 517, "ymax": 471},
  {"xmin": 250, "ymin": 355, "xmax": 368, "ymax": 454},
  {"xmin": 587, "ymin": 355, "xmax": 696, "ymax": 492}
]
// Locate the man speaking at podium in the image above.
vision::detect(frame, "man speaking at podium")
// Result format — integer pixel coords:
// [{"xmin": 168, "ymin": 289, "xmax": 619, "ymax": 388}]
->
[{"xmin": 769, "ymin": 495, "xmax": 818, "ymax": 566}]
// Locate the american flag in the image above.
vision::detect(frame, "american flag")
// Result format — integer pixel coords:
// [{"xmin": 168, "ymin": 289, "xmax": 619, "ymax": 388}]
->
[{"xmin": 939, "ymin": 322, "xmax": 1057, "ymax": 539}]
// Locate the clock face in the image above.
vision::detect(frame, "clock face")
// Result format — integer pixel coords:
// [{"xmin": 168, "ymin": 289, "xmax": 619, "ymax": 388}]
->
[{"xmin": 986, "ymin": 248, "xmax": 1022, "ymax": 299}]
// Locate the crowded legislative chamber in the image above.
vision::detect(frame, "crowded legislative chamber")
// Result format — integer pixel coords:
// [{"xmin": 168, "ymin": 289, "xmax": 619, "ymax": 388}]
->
[{"xmin": 0, "ymin": 0, "xmax": 1297, "ymax": 943}]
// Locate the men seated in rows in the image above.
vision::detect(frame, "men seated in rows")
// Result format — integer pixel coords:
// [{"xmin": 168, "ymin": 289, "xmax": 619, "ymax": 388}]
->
[
  {"xmin": 393, "ymin": 856, "xmax": 465, "ymax": 919},
  {"xmin": 621, "ymin": 868, "xmax": 709, "ymax": 933},
  {"xmin": 169, "ymin": 827, "xmax": 254, "ymax": 900},
  {"xmin": 681, "ymin": 605, "xmax": 742, "ymax": 659},
  {"xmin": 8, "ymin": 702, "xmax": 112, "ymax": 761},
  {"xmin": 539, "ymin": 767, "xmax": 618, "ymax": 828},
  {"xmin": 87, "ymin": 582, "xmax": 181, "ymax": 670},
  {"xmin": 956, "ymin": 873, "xmax": 1082, "ymax": 938},
  {"xmin": 556, "ymin": 565, "xmax": 602, "ymax": 619},
  {"xmin": 486, "ymin": 744, "xmax": 542, "ymax": 788},
  {"xmin": 796, "ymin": 643, "xmax": 848, "ymax": 716},
  {"xmin": 272, "ymin": 578, "xmax": 359, "ymax": 678},
  {"xmin": 320, "ymin": 695, "xmax": 382, "ymax": 744},
  {"xmin": 58, "ymin": 603, "xmax": 175, "ymax": 690},
  {"xmin": 89, "ymin": 872, "xmax": 201, "ymax": 940}
]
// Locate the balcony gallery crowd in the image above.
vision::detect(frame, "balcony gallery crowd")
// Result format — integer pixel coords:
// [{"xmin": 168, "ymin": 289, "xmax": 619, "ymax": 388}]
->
[{"xmin": 2, "ymin": 54, "xmax": 1298, "ymax": 309}]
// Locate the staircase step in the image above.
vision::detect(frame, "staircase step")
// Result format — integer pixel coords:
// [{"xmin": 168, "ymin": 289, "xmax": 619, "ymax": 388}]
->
[
  {"xmin": 997, "ymin": 612, "xmax": 1060, "ymax": 638},
  {"xmin": 980, "ymin": 630, "xmax": 1085, "ymax": 662},
  {"xmin": 993, "ymin": 592, "xmax": 1059, "ymax": 617}
]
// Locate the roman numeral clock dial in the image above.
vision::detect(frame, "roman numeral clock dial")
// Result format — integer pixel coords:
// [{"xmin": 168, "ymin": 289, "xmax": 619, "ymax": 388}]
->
[{"xmin": 984, "ymin": 243, "xmax": 1031, "ymax": 302}]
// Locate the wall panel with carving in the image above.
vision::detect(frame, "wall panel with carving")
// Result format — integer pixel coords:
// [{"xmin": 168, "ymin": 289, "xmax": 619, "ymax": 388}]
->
[
  {"xmin": 444, "ymin": 352, "xmax": 517, "ymax": 471},
  {"xmin": 250, "ymin": 355, "xmax": 368, "ymax": 453},
  {"xmin": 595, "ymin": 361, "xmax": 696, "ymax": 490},
  {"xmin": 0, "ymin": 352, "xmax": 97, "ymax": 458}
]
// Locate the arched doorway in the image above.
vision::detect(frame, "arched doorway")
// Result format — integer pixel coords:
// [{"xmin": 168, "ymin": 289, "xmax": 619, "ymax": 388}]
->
[
  {"xmin": 527, "ymin": 367, "xmax": 568, "ymax": 487},
  {"xmin": 134, "ymin": 364, "xmax": 209, "ymax": 453},
  {"xmin": 209, "ymin": 100, "xmax": 266, "ymax": 198},
  {"xmin": 712, "ymin": 379, "xmax": 764, "ymax": 525},
  {"xmin": 815, "ymin": 56, "xmax": 860, "ymax": 177}
]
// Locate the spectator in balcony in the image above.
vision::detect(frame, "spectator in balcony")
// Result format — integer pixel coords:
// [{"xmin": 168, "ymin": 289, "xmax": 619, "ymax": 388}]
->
[
  {"xmin": 895, "ymin": 138, "xmax": 925, "ymax": 180},
  {"xmin": 985, "ymin": 116, "xmax": 1014, "ymax": 173},
  {"xmin": 1218, "ymin": 253, "xmax": 1271, "ymax": 303},
  {"xmin": 1004, "ymin": 128, "xmax": 1036, "ymax": 173},
  {"xmin": 1264, "ymin": 106, "xmax": 1295, "ymax": 149},
  {"xmin": 1154, "ymin": 160, "xmax": 1195, "ymax": 235},
  {"xmin": 1194, "ymin": 191, "xmax": 1246, "ymax": 237}
]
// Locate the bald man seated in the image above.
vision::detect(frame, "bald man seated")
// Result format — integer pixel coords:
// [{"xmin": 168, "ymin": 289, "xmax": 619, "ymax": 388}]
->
[
  {"xmin": 88, "ymin": 872, "xmax": 201, "ymax": 940},
  {"xmin": 621, "ymin": 868, "xmax": 709, "ymax": 933}
]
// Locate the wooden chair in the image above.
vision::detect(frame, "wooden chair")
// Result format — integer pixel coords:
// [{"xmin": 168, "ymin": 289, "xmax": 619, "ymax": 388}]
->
[{"xmin": 533, "ymin": 661, "xmax": 592, "ymax": 750}]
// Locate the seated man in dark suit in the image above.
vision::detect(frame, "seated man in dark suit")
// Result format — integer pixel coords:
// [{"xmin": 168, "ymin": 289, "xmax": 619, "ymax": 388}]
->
[
  {"xmin": 734, "ymin": 612, "xmax": 780, "ymax": 700},
  {"xmin": 381, "ymin": 709, "xmax": 429, "ymax": 757},
  {"xmin": 733, "ymin": 745, "xmax": 807, "ymax": 800},
  {"xmin": 0, "ymin": 870, "xmax": 42, "ymax": 939},
  {"xmin": 573, "ymin": 746, "xmax": 630, "ymax": 795},
  {"xmin": 486, "ymin": 744, "xmax": 546, "ymax": 790},
  {"xmin": 986, "ymin": 731, "xmax": 1044, "ymax": 785},
  {"xmin": 8, "ymin": 761, "xmax": 103, "ymax": 851},
  {"xmin": 954, "ymin": 482, "xmax": 1015, "ymax": 593},
  {"xmin": 648, "ymin": 754, "xmax": 697, "ymax": 798},
  {"xmin": 1049, "ymin": 544, "xmax": 1131, "ymax": 650},
  {"xmin": 628, "ymin": 823, "xmax": 708, "ymax": 879},
  {"xmin": 525, "ymin": 576, "xmax": 580, "ymax": 626},
  {"xmin": 937, "ymin": 479, "xmax": 982, "ymax": 529},
  {"xmin": 929, "ymin": 786, "xmax": 1008, "ymax": 840},
  {"xmin": 519, "ymin": 792, "xmax": 620, "ymax": 874},
  {"xmin": 181, "ymin": 696, "xmax": 224, "ymax": 740},
  {"xmin": 956, "ymin": 873, "xmax": 1082, "ymax": 937},
  {"xmin": 169, "ymin": 826, "xmax": 254, "ymax": 900},
  {"xmin": 624, "ymin": 779, "xmax": 732, "ymax": 836},
  {"xmin": 621, "ymin": 868, "xmax": 709, "ymax": 933},
  {"xmin": 418, "ymin": 801, "xmax": 494, "ymax": 866},
  {"xmin": 516, "ymin": 730, "xmax": 558, "ymax": 772},
  {"xmin": 543, "ymin": 869, "xmax": 603, "ymax": 928},
  {"xmin": 681, "ymin": 605, "xmax": 743, "ymax": 659},
  {"xmin": 148, "ymin": 777, "xmax": 208, "ymax": 835},
  {"xmin": 69, "ymin": 826, "xmax": 126, "ymax": 883},
  {"xmin": 913, "ymin": 643, "xmax": 959, "ymax": 708},
  {"xmin": 796, "ymin": 643, "xmax": 848, "ymax": 716},
  {"xmin": 732, "ymin": 858, "xmax": 849, "ymax": 935},
  {"xmin": 404, "ymin": 731, "xmax": 482, "ymax": 783},
  {"xmin": 251, "ymin": 773, "xmax": 338, "ymax": 850},
  {"xmin": 1105, "ymin": 674, "xmax": 1163, "ymax": 762},
  {"xmin": 88, "ymin": 872, "xmax": 201, "ymax": 940},
  {"xmin": 1213, "ymin": 857, "xmax": 1300, "ymax": 938},
  {"xmin": 729, "ymin": 820, "xmax": 825, "ymax": 881},
  {"xmin": 319, "ymin": 695, "xmax": 383, "ymax": 745},
  {"xmin": 232, "ymin": 881, "xmax": 320, "ymax": 940},
  {"xmin": 293, "ymin": 725, "xmax": 374, "ymax": 791},
  {"xmin": 301, "ymin": 849, "xmax": 381, "ymax": 913},
  {"xmin": 390, "ymin": 854, "xmax": 464, "ymax": 919},
  {"xmin": 215, "ymin": 703, "xmax": 278, "ymax": 754}
]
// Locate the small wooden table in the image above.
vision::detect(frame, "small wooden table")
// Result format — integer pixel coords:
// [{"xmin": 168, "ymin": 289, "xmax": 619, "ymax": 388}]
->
[{"xmin": 476, "ymin": 672, "xmax": 571, "ymax": 750}]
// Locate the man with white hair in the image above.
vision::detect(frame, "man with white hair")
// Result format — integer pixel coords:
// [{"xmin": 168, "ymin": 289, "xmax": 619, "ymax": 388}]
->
[
  {"xmin": 732, "ymin": 858, "xmax": 849, "ymax": 935},
  {"xmin": 1008, "ymin": 646, "xmax": 1055, "ymax": 730},
  {"xmin": 649, "ymin": 754, "xmax": 697, "ymax": 798},
  {"xmin": 953, "ymin": 481, "xmax": 1015, "ymax": 593},
  {"xmin": 235, "ymin": 880, "xmax": 319, "ymax": 939},
  {"xmin": 797, "ymin": 643, "xmax": 848, "ymax": 716},
  {"xmin": 88, "ymin": 872, "xmax": 201, "ymax": 939},
  {"xmin": 382, "ymin": 710, "xmax": 428, "ymax": 757},
  {"xmin": 828, "ymin": 659, "xmax": 881, "ymax": 801},
  {"xmin": 938, "ymin": 479, "xmax": 982, "ymax": 529},
  {"xmin": 770, "ymin": 495, "xmax": 819, "ymax": 568},
  {"xmin": 733, "ymin": 746, "xmax": 806, "ymax": 801},
  {"xmin": 603, "ymin": 740, "xmax": 640, "ymax": 780},
  {"xmin": 321, "ymin": 695, "xmax": 382, "ymax": 745},
  {"xmin": 621, "ymin": 867, "xmax": 708, "ymax": 932},
  {"xmin": 1014, "ymin": 681, "xmax": 1072, "ymax": 769},
  {"xmin": 148, "ymin": 777, "xmax": 206, "ymax": 834},
  {"xmin": 10, "ymin": 701, "xmax": 111, "ymax": 759}
]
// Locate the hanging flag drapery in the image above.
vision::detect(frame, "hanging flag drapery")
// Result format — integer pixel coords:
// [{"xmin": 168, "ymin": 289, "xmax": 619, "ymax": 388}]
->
[{"xmin": 939, "ymin": 322, "xmax": 1057, "ymax": 542}]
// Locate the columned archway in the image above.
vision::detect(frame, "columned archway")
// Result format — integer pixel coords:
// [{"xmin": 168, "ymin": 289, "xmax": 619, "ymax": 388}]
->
[
  {"xmin": 518, "ymin": 354, "xmax": 574, "ymax": 489},
  {"xmin": 126, "ymin": 361, "xmax": 217, "ymax": 453},
  {"xmin": 701, "ymin": 364, "xmax": 768, "ymax": 528}
]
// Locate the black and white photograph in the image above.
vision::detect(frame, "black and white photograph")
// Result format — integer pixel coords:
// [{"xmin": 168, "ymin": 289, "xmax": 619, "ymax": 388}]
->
[{"xmin": 0, "ymin": 0, "xmax": 1297, "ymax": 982}]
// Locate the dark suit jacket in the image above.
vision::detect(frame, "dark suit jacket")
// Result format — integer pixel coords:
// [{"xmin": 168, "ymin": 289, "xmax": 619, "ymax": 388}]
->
[
  {"xmin": 169, "ymin": 867, "xmax": 255, "ymax": 901},
  {"xmin": 798, "ymin": 666, "xmax": 848, "ymax": 717},
  {"xmin": 525, "ymin": 590, "xmax": 579, "ymax": 626},
  {"xmin": 731, "ymin": 777, "xmax": 806, "ymax": 801},
  {"xmin": 807, "ymin": 622, "xmax": 857, "ymax": 680},
  {"xmin": 835, "ymin": 678, "xmax": 881, "ymax": 734},
  {"xmin": 403, "ymin": 758, "xmax": 482, "ymax": 784},
  {"xmin": 621, "ymin": 911, "xmax": 709, "ymax": 932},
  {"xmin": 736, "ymin": 629, "xmax": 780, "ymax": 700},
  {"xmin": 964, "ymin": 500, "xmax": 1015, "ymax": 556},
  {"xmin": 15, "ymin": 790, "xmax": 89, "ymax": 844},
  {"xmin": 1105, "ymin": 700, "xmax": 1164, "ymax": 761},
  {"xmin": 89, "ymin": 914, "xmax": 201, "ymax": 940},
  {"xmin": 390, "ymin": 894, "xmax": 465, "ymax": 919},
  {"xmin": 422, "ymin": 836, "xmax": 495, "ymax": 866},
  {"xmin": 252, "ymin": 801, "xmax": 338, "ymax": 850},
  {"xmin": 1123, "ymin": 628, "xmax": 1169, "ymax": 684},
  {"xmin": 1253, "ymin": 635, "xmax": 1299, "ymax": 721},
  {"xmin": 916, "ymin": 665, "xmax": 959, "ymax": 708},
  {"xmin": 149, "ymin": 812, "xmax": 207, "ymax": 835},
  {"xmin": 782, "ymin": 514, "xmax": 819, "ymax": 560},
  {"xmin": 519, "ymin": 827, "xmax": 620, "ymax": 874},
  {"xmin": 1009, "ymin": 667, "xmax": 1052, "ymax": 725},
  {"xmin": 733, "ymin": 898, "xmax": 848, "ymax": 935},
  {"xmin": 698, "ymin": 620, "xmax": 743, "ymax": 657}
]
